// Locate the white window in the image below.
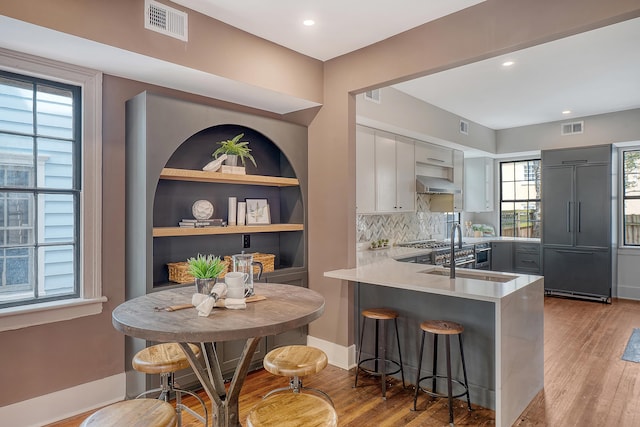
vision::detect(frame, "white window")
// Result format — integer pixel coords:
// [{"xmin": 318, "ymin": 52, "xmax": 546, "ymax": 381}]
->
[
  {"xmin": 499, "ymin": 159, "xmax": 541, "ymax": 238},
  {"xmin": 0, "ymin": 49, "xmax": 103, "ymax": 331},
  {"xmin": 623, "ymin": 149, "xmax": 640, "ymax": 246}
]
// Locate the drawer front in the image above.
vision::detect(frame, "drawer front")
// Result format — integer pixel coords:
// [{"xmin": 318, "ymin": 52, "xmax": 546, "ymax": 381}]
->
[
  {"xmin": 515, "ymin": 242, "xmax": 540, "ymax": 253},
  {"xmin": 514, "ymin": 251, "xmax": 541, "ymax": 274}
]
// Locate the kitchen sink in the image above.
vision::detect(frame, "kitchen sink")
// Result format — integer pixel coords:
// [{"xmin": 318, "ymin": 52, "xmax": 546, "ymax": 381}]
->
[{"xmin": 422, "ymin": 269, "xmax": 517, "ymax": 283}]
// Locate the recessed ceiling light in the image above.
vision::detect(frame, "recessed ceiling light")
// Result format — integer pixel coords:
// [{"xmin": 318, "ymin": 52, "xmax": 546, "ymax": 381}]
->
[
  {"xmin": 562, "ymin": 110, "xmax": 572, "ymax": 115},
  {"xmin": 303, "ymin": 19, "xmax": 315, "ymax": 26},
  {"xmin": 502, "ymin": 61, "xmax": 514, "ymax": 67}
]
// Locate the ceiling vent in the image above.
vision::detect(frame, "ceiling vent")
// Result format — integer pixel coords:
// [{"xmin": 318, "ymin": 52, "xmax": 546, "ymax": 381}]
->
[
  {"xmin": 459, "ymin": 119, "xmax": 469, "ymax": 135},
  {"xmin": 561, "ymin": 121, "xmax": 584, "ymax": 136},
  {"xmin": 145, "ymin": 0, "xmax": 188, "ymax": 41},
  {"xmin": 364, "ymin": 89, "xmax": 381, "ymax": 104}
]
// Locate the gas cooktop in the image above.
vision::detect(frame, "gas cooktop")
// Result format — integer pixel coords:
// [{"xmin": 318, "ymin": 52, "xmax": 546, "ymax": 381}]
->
[{"xmin": 397, "ymin": 240, "xmax": 466, "ymax": 249}]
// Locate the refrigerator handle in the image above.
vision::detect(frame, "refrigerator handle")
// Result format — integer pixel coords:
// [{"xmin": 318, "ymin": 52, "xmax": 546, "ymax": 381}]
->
[
  {"xmin": 567, "ymin": 201, "xmax": 571, "ymax": 232},
  {"xmin": 578, "ymin": 202, "xmax": 581, "ymax": 232}
]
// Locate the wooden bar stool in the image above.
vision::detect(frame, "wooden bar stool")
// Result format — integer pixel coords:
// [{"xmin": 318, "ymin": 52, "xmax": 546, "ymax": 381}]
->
[
  {"xmin": 80, "ymin": 398, "xmax": 177, "ymax": 427},
  {"xmin": 412, "ymin": 320, "xmax": 472, "ymax": 425},
  {"xmin": 354, "ymin": 308, "xmax": 405, "ymax": 399},
  {"xmin": 246, "ymin": 393, "xmax": 338, "ymax": 427},
  {"xmin": 132, "ymin": 343, "xmax": 208, "ymax": 427},
  {"xmin": 262, "ymin": 345, "xmax": 333, "ymax": 405}
]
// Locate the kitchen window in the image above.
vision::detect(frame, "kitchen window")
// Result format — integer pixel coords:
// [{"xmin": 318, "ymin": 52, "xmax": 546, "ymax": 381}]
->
[
  {"xmin": 0, "ymin": 49, "xmax": 103, "ymax": 330},
  {"xmin": 499, "ymin": 159, "xmax": 541, "ymax": 238},
  {"xmin": 623, "ymin": 149, "xmax": 640, "ymax": 245}
]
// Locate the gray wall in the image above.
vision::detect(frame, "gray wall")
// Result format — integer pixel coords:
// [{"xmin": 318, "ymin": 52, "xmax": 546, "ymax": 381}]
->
[
  {"xmin": 497, "ymin": 109, "xmax": 640, "ymax": 153},
  {"xmin": 356, "ymin": 87, "xmax": 496, "ymax": 154}
]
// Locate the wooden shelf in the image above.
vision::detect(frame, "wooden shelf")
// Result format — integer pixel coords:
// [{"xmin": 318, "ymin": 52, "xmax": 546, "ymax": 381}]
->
[
  {"xmin": 153, "ymin": 224, "xmax": 304, "ymax": 237},
  {"xmin": 160, "ymin": 168, "xmax": 299, "ymax": 187}
]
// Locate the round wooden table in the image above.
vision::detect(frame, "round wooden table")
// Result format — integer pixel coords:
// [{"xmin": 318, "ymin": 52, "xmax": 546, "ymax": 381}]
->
[{"xmin": 112, "ymin": 282, "xmax": 325, "ymax": 427}]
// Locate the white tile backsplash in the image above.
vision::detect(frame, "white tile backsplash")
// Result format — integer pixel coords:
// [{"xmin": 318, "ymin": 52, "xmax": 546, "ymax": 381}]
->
[{"xmin": 356, "ymin": 194, "xmax": 445, "ymax": 244}]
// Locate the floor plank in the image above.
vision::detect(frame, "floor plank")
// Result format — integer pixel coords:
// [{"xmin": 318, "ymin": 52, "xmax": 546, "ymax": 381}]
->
[{"xmin": 47, "ymin": 297, "xmax": 640, "ymax": 426}]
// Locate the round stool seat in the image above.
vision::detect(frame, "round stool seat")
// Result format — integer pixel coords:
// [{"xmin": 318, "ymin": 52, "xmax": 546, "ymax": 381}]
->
[
  {"xmin": 247, "ymin": 393, "xmax": 338, "ymax": 427},
  {"xmin": 132, "ymin": 343, "xmax": 200, "ymax": 374},
  {"xmin": 263, "ymin": 345, "xmax": 328, "ymax": 377},
  {"xmin": 80, "ymin": 399, "xmax": 177, "ymax": 427},
  {"xmin": 361, "ymin": 308, "xmax": 398, "ymax": 320},
  {"xmin": 420, "ymin": 320, "xmax": 464, "ymax": 335}
]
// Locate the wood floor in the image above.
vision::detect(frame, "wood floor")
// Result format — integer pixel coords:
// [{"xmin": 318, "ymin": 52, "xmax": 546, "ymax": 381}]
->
[{"xmin": 47, "ymin": 297, "xmax": 640, "ymax": 427}]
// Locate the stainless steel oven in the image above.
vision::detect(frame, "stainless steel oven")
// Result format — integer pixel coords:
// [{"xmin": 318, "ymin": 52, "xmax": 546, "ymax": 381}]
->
[{"xmin": 474, "ymin": 242, "xmax": 491, "ymax": 270}]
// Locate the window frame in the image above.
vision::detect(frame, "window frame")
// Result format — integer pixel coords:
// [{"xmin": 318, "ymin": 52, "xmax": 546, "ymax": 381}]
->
[
  {"xmin": 499, "ymin": 158, "xmax": 541, "ymax": 238},
  {"xmin": 0, "ymin": 48, "xmax": 104, "ymax": 331},
  {"xmin": 621, "ymin": 148, "xmax": 640, "ymax": 247}
]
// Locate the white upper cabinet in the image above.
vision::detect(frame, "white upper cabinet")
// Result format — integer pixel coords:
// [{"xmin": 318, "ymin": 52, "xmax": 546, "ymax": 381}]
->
[
  {"xmin": 356, "ymin": 126, "xmax": 376, "ymax": 213},
  {"xmin": 394, "ymin": 136, "xmax": 417, "ymax": 212},
  {"xmin": 356, "ymin": 126, "xmax": 415, "ymax": 214},
  {"xmin": 415, "ymin": 142, "xmax": 453, "ymax": 167},
  {"xmin": 464, "ymin": 157, "xmax": 494, "ymax": 212},
  {"xmin": 453, "ymin": 149, "xmax": 464, "ymax": 212}
]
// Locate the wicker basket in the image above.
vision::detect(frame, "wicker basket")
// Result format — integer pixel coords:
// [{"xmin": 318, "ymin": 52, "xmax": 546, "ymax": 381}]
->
[
  {"xmin": 167, "ymin": 259, "xmax": 229, "ymax": 284},
  {"xmin": 224, "ymin": 253, "xmax": 275, "ymax": 276}
]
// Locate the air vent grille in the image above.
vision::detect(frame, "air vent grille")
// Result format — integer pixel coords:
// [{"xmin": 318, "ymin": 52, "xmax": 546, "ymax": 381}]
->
[
  {"xmin": 459, "ymin": 120, "xmax": 469, "ymax": 135},
  {"xmin": 561, "ymin": 121, "xmax": 583, "ymax": 135},
  {"xmin": 145, "ymin": 0, "xmax": 188, "ymax": 41},
  {"xmin": 364, "ymin": 89, "xmax": 381, "ymax": 103}
]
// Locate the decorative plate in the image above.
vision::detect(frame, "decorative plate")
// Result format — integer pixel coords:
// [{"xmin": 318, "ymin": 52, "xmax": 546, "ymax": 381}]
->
[{"xmin": 192, "ymin": 199, "xmax": 214, "ymax": 220}]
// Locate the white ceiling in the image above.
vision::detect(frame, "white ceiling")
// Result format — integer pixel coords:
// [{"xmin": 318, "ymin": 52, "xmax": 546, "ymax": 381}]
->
[
  {"xmin": 171, "ymin": 0, "xmax": 486, "ymax": 61},
  {"xmin": 1, "ymin": 2, "xmax": 638, "ymax": 130},
  {"xmin": 173, "ymin": 0, "xmax": 640, "ymax": 130},
  {"xmin": 392, "ymin": 17, "xmax": 640, "ymax": 129}
]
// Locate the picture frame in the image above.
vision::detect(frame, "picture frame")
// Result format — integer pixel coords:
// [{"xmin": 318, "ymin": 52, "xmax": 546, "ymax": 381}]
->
[{"xmin": 245, "ymin": 198, "xmax": 271, "ymax": 225}]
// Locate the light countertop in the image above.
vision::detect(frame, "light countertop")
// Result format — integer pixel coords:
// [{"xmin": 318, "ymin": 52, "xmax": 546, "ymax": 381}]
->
[
  {"xmin": 324, "ymin": 258, "xmax": 542, "ymax": 303},
  {"xmin": 357, "ymin": 236, "xmax": 540, "ymax": 266}
]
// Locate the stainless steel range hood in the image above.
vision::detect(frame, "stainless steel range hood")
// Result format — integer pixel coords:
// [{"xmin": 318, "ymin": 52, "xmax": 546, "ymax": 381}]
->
[{"xmin": 416, "ymin": 175, "xmax": 461, "ymax": 194}]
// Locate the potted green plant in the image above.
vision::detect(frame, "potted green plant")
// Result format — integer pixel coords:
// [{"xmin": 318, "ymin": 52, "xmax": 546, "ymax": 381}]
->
[
  {"xmin": 186, "ymin": 253, "xmax": 227, "ymax": 294},
  {"xmin": 212, "ymin": 133, "xmax": 257, "ymax": 167}
]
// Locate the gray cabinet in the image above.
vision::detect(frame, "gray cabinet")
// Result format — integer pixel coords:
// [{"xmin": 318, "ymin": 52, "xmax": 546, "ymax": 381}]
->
[
  {"xmin": 490, "ymin": 241, "xmax": 541, "ymax": 274},
  {"xmin": 491, "ymin": 241, "xmax": 513, "ymax": 272},
  {"xmin": 541, "ymin": 145, "xmax": 611, "ymax": 302},
  {"xmin": 514, "ymin": 242, "xmax": 541, "ymax": 274}
]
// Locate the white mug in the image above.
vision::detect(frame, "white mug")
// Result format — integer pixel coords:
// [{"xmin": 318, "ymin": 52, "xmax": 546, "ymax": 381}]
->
[{"xmin": 225, "ymin": 272, "xmax": 246, "ymax": 299}]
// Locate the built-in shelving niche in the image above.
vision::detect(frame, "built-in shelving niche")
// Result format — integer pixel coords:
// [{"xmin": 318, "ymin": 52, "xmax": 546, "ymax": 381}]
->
[{"xmin": 152, "ymin": 124, "xmax": 305, "ymax": 288}]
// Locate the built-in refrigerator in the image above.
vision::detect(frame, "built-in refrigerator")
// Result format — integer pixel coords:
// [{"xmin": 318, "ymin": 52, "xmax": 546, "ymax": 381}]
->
[{"xmin": 541, "ymin": 144, "xmax": 612, "ymax": 302}]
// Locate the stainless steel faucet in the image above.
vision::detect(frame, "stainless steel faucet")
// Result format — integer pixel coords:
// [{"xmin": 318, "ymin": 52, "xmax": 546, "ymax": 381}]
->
[{"xmin": 450, "ymin": 222, "xmax": 462, "ymax": 279}]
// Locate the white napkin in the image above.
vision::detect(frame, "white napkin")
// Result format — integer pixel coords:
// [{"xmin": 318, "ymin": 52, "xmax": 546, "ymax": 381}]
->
[
  {"xmin": 192, "ymin": 283, "xmax": 228, "ymax": 317},
  {"xmin": 223, "ymin": 298, "xmax": 247, "ymax": 310},
  {"xmin": 191, "ymin": 285, "xmax": 246, "ymax": 315}
]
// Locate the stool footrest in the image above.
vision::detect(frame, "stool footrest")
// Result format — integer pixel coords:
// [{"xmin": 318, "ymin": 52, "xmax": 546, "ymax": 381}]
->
[
  {"xmin": 416, "ymin": 375, "xmax": 469, "ymax": 400},
  {"xmin": 356, "ymin": 357, "xmax": 402, "ymax": 377}
]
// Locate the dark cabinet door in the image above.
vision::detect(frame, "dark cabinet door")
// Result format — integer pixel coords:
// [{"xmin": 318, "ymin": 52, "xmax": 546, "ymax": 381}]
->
[
  {"xmin": 542, "ymin": 247, "xmax": 610, "ymax": 298},
  {"xmin": 575, "ymin": 164, "xmax": 610, "ymax": 248},
  {"xmin": 542, "ymin": 166, "xmax": 574, "ymax": 246},
  {"xmin": 491, "ymin": 241, "xmax": 513, "ymax": 272}
]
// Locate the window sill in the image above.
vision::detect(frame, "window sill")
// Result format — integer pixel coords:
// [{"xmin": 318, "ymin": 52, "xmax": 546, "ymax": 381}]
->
[{"xmin": 0, "ymin": 297, "xmax": 108, "ymax": 332}]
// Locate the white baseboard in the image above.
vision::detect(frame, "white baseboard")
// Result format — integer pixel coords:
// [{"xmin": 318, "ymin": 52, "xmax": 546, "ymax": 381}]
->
[
  {"xmin": 0, "ymin": 373, "xmax": 125, "ymax": 427},
  {"xmin": 307, "ymin": 335, "xmax": 356, "ymax": 370}
]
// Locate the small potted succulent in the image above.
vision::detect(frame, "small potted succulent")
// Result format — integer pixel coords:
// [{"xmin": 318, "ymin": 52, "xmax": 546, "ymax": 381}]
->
[
  {"xmin": 212, "ymin": 133, "xmax": 257, "ymax": 167},
  {"xmin": 186, "ymin": 253, "xmax": 227, "ymax": 294}
]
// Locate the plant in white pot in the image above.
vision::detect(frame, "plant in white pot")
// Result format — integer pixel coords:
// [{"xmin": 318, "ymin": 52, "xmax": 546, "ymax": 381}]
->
[
  {"xmin": 211, "ymin": 133, "xmax": 257, "ymax": 167},
  {"xmin": 186, "ymin": 254, "xmax": 227, "ymax": 294}
]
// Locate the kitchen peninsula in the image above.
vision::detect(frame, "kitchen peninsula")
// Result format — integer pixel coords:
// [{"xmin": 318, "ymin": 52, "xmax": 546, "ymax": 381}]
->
[{"xmin": 324, "ymin": 258, "xmax": 544, "ymax": 427}]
